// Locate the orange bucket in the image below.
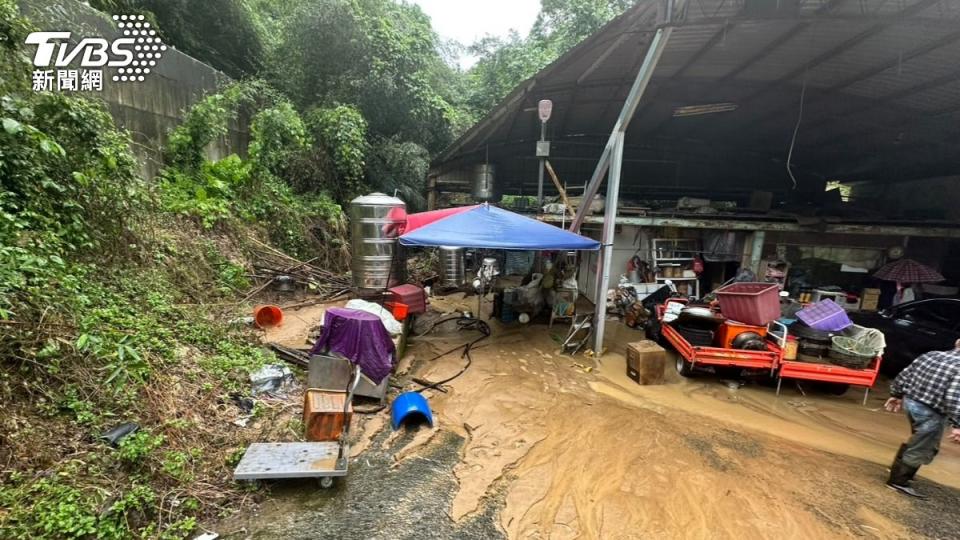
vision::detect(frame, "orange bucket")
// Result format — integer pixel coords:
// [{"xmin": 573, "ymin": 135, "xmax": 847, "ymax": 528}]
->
[{"xmin": 253, "ymin": 305, "xmax": 283, "ymax": 328}]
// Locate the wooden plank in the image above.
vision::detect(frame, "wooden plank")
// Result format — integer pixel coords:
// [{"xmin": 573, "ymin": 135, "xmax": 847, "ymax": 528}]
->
[
  {"xmin": 544, "ymin": 160, "xmax": 575, "ymax": 219},
  {"xmin": 548, "ymin": 215, "xmax": 960, "ymax": 239}
]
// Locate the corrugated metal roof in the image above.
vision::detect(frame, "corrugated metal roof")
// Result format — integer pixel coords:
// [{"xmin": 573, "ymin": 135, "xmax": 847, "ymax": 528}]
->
[{"xmin": 434, "ymin": 0, "xmax": 960, "ymax": 198}]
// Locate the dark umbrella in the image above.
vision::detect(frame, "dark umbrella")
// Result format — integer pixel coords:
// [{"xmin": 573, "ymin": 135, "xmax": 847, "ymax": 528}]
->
[{"xmin": 873, "ymin": 258, "xmax": 944, "ymax": 283}]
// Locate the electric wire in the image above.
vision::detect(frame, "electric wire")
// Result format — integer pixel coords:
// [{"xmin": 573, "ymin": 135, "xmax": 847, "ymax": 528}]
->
[
  {"xmin": 786, "ymin": 77, "xmax": 807, "ymax": 190},
  {"xmin": 410, "ymin": 316, "xmax": 491, "ymax": 392}
]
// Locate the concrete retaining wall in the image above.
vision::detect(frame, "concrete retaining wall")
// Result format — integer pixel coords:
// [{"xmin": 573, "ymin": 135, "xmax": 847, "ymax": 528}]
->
[{"xmin": 18, "ymin": 0, "xmax": 247, "ymax": 180}]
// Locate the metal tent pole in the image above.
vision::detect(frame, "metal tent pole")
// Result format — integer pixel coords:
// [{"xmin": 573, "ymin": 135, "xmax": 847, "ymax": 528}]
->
[{"xmin": 588, "ymin": 25, "xmax": 674, "ymax": 356}]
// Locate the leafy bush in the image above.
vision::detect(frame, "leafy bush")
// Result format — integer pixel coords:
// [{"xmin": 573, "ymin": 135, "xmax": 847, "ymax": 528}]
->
[
  {"xmin": 160, "ymin": 155, "xmax": 250, "ymax": 228},
  {"xmin": 366, "ymin": 137, "xmax": 431, "ymax": 211},
  {"xmin": 249, "ymin": 102, "xmax": 308, "ymax": 176},
  {"xmin": 117, "ymin": 430, "xmax": 165, "ymax": 464},
  {"xmin": 164, "ymin": 80, "xmax": 281, "ymax": 171},
  {"xmin": 0, "ymin": 476, "xmax": 99, "ymax": 539},
  {"xmin": 306, "ymin": 104, "xmax": 367, "ymax": 195},
  {"xmin": 0, "ymin": 93, "xmax": 147, "ymax": 319}
]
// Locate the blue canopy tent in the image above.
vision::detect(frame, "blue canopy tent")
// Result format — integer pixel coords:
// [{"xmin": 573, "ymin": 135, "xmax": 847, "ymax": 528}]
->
[{"xmin": 399, "ymin": 205, "xmax": 600, "ymax": 251}]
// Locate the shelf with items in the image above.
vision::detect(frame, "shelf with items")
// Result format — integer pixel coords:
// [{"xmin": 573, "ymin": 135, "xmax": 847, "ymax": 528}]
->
[{"xmin": 650, "ymin": 238, "xmax": 701, "ymax": 298}]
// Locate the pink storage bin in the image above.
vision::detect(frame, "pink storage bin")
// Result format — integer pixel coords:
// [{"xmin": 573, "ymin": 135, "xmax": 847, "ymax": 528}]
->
[{"xmin": 716, "ymin": 282, "xmax": 781, "ymax": 326}]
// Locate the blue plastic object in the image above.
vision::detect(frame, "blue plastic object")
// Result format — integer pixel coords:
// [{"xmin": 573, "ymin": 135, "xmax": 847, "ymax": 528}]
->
[
  {"xmin": 391, "ymin": 392, "xmax": 434, "ymax": 430},
  {"xmin": 399, "ymin": 205, "xmax": 600, "ymax": 251}
]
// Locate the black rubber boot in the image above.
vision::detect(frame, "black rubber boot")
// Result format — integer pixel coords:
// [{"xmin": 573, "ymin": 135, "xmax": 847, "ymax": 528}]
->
[
  {"xmin": 891, "ymin": 444, "xmax": 917, "ymax": 483},
  {"xmin": 887, "ymin": 460, "xmax": 926, "ymax": 499}
]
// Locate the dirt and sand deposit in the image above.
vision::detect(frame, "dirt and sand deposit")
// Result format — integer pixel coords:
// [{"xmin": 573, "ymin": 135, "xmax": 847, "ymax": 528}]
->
[{"xmin": 228, "ymin": 295, "xmax": 960, "ymax": 539}]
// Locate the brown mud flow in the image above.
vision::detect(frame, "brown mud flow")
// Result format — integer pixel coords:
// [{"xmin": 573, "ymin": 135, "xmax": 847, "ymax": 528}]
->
[{"xmin": 222, "ymin": 296, "xmax": 960, "ymax": 539}]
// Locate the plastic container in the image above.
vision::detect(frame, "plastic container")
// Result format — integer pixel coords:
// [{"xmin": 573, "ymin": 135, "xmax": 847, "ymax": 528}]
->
[
  {"xmin": 796, "ymin": 299, "xmax": 852, "ymax": 332},
  {"xmin": 253, "ymin": 305, "xmax": 283, "ymax": 328},
  {"xmin": 391, "ymin": 391, "xmax": 434, "ymax": 430},
  {"xmin": 783, "ymin": 336, "xmax": 799, "ymax": 360},
  {"xmin": 715, "ymin": 282, "xmax": 781, "ymax": 326},
  {"xmin": 388, "ymin": 284, "xmax": 427, "ymax": 315},
  {"xmin": 384, "ymin": 301, "xmax": 409, "ymax": 321}
]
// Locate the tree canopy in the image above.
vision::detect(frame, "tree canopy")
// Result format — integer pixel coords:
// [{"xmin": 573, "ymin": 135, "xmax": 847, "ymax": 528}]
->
[
  {"xmin": 465, "ymin": 0, "xmax": 633, "ymax": 118},
  {"xmin": 84, "ymin": 0, "xmax": 633, "ymax": 207}
]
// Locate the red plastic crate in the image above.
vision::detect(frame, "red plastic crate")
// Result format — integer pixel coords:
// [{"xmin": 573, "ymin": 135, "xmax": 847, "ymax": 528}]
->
[
  {"xmin": 716, "ymin": 282, "xmax": 780, "ymax": 326},
  {"xmin": 387, "ymin": 284, "xmax": 427, "ymax": 315}
]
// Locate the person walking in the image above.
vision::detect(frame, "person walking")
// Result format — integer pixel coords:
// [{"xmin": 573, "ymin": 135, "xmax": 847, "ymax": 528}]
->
[{"xmin": 885, "ymin": 339, "xmax": 960, "ymax": 498}]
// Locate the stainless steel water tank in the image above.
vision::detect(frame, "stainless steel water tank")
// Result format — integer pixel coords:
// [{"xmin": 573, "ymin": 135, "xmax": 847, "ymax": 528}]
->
[
  {"xmin": 350, "ymin": 193, "xmax": 406, "ymax": 290},
  {"xmin": 472, "ymin": 163, "xmax": 499, "ymax": 202},
  {"xmin": 439, "ymin": 246, "xmax": 466, "ymax": 287}
]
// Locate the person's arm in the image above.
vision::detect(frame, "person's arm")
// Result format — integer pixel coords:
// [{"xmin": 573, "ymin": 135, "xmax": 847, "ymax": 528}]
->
[
  {"xmin": 887, "ymin": 356, "xmax": 922, "ymax": 412},
  {"xmin": 947, "ymin": 373, "xmax": 960, "ymax": 443}
]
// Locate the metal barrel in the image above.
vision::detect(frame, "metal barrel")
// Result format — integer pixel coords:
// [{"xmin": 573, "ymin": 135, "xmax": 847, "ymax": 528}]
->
[
  {"xmin": 439, "ymin": 246, "xmax": 466, "ymax": 287},
  {"xmin": 472, "ymin": 163, "xmax": 499, "ymax": 202},
  {"xmin": 350, "ymin": 193, "xmax": 406, "ymax": 290}
]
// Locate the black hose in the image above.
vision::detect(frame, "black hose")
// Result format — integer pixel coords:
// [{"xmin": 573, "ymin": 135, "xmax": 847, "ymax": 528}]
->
[{"xmin": 411, "ymin": 316, "xmax": 491, "ymax": 392}]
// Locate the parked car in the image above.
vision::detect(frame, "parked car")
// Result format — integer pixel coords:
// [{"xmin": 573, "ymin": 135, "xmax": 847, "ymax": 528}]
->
[{"xmin": 849, "ymin": 298, "xmax": 960, "ymax": 376}]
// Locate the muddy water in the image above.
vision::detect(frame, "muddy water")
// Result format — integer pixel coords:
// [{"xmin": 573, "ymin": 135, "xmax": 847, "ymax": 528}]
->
[
  {"xmin": 591, "ymin": 345, "xmax": 960, "ymax": 489},
  {"xmin": 221, "ymin": 296, "xmax": 960, "ymax": 539}
]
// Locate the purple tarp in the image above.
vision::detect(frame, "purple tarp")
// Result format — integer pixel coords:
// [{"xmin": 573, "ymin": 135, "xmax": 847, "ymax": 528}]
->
[{"xmin": 309, "ymin": 308, "xmax": 395, "ymax": 384}]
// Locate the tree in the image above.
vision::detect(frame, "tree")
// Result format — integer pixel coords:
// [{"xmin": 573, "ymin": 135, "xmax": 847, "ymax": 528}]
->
[
  {"xmin": 464, "ymin": 31, "xmax": 553, "ymax": 117},
  {"xmin": 269, "ymin": 0, "xmax": 462, "ymax": 153},
  {"xmin": 464, "ymin": 0, "xmax": 634, "ymax": 118},
  {"xmin": 532, "ymin": 0, "xmax": 635, "ymax": 53}
]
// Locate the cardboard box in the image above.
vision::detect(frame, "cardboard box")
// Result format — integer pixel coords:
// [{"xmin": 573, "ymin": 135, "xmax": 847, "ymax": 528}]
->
[
  {"xmin": 860, "ymin": 288, "xmax": 881, "ymax": 312},
  {"xmin": 626, "ymin": 340, "xmax": 666, "ymax": 385}
]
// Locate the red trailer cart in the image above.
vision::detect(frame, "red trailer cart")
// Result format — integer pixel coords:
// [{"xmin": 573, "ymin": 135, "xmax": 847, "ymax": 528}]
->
[
  {"xmin": 776, "ymin": 356, "xmax": 883, "ymax": 405},
  {"xmin": 656, "ymin": 299, "xmax": 786, "ymax": 377},
  {"xmin": 656, "ymin": 299, "xmax": 882, "ymax": 404}
]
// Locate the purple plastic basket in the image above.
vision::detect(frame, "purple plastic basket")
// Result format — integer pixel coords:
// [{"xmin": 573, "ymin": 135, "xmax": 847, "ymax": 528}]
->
[{"xmin": 796, "ymin": 299, "xmax": 852, "ymax": 332}]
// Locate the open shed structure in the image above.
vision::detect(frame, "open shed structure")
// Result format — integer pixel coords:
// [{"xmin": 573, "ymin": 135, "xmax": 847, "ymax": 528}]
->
[{"xmin": 429, "ymin": 0, "xmax": 960, "ymax": 352}]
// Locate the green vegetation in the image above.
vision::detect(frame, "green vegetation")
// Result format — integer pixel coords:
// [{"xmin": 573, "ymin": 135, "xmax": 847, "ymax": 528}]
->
[
  {"xmin": 1, "ymin": 0, "xmax": 633, "ymax": 537},
  {"xmin": 85, "ymin": 0, "xmax": 629, "ymax": 210},
  {"xmin": 465, "ymin": 0, "xmax": 634, "ymax": 117},
  {"xmin": 0, "ymin": 2, "xmax": 331, "ymax": 537}
]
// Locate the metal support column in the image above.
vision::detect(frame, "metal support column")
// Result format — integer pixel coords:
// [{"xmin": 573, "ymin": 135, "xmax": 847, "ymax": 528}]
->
[
  {"xmin": 537, "ymin": 121, "xmax": 547, "ymax": 209},
  {"xmin": 582, "ymin": 24, "xmax": 674, "ymax": 356},
  {"xmin": 748, "ymin": 231, "xmax": 766, "ymax": 276},
  {"xmin": 570, "ymin": 26, "xmax": 674, "ymax": 233},
  {"xmin": 592, "ymin": 132, "xmax": 625, "ymax": 355}
]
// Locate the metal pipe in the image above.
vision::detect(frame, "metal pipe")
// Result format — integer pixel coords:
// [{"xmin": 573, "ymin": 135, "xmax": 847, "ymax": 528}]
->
[
  {"xmin": 748, "ymin": 231, "xmax": 766, "ymax": 275},
  {"xmin": 592, "ymin": 132, "xmax": 626, "ymax": 356},
  {"xmin": 570, "ymin": 26, "xmax": 674, "ymax": 233},
  {"xmin": 537, "ymin": 121, "xmax": 547, "ymax": 210},
  {"xmin": 579, "ymin": 23, "xmax": 674, "ymax": 357}
]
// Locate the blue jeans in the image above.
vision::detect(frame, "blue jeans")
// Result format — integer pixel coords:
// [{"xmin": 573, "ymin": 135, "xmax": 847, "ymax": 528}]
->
[{"xmin": 902, "ymin": 398, "xmax": 948, "ymax": 468}]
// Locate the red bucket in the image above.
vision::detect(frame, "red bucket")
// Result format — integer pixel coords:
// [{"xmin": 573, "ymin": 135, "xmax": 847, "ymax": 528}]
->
[{"xmin": 253, "ymin": 305, "xmax": 284, "ymax": 328}]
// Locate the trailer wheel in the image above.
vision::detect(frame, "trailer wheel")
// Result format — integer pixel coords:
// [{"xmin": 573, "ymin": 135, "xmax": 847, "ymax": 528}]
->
[
  {"xmin": 676, "ymin": 355, "xmax": 695, "ymax": 377},
  {"xmin": 817, "ymin": 383, "xmax": 850, "ymax": 396},
  {"xmin": 318, "ymin": 476, "xmax": 335, "ymax": 489},
  {"xmin": 716, "ymin": 367, "xmax": 743, "ymax": 379}
]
